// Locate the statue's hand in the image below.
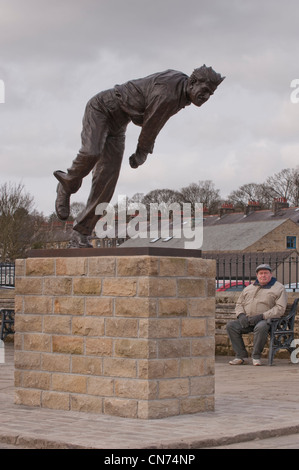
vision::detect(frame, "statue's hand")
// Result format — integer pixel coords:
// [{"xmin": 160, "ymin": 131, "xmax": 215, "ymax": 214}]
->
[
  {"xmin": 129, "ymin": 151, "xmax": 148, "ymax": 169},
  {"xmin": 129, "ymin": 154, "xmax": 139, "ymax": 169}
]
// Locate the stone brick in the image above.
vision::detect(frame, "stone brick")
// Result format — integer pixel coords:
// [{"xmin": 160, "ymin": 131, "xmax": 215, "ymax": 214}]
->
[
  {"xmin": 177, "ymin": 279, "xmax": 205, "ymax": 297},
  {"xmin": 85, "ymin": 297, "xmax": 113, "ymax": 316},
  {"xmin": 15, "ymin": 278, "xmax": 43, "ymax": 295},
  {"xmin": 114, "ymin": 339, "xmax": 157, "ymax": 359},
  {"xmin": 42, "ymin": 391, "xmax": 70, "ymax": 411},
  {"xmin": 54, "ymin": 297, "xmax": 84, "ymax": 315},
  {"xmin": 181, "ymin": 318, "xmax": 206, "ymax": 337},
  {"xmin": 88, "ymin": 257, "xmax": 116, "ymax": 277},
  {"xmin": 15, "ymin": 351, "xmax": 41, "ymax": 370},
  {"xmin": 70, "ymin": 394, "xmax": 103, "ymax": 413},
  {"xmin": 191, "ymin": 336, "xmax": 215, "ymax": 357},
  {"xmin": 72, "ymin": 317, "xmax": 104, "ymax": 336},
  {"xmin": 85, "ymin": 338, "xmax": 113, "ymax": 356},
  {"xmin": 105, "ymin": 318, "xmax": 138, "ymax": 337},
  {"xmin": 139, "ymin": 318, "xmax": 180, "ymax": 338},
  {"xmin": 138, "ymin": 359, "xmax": 179, "ymax": 379},
  {"xmin": 158, "ymin": 339, "xmax": 190, "ymax": 358},
  {"xmin": 22, "ymin": 371, "xmax": 51, "ymax": 390},
  {"xmin": 158, "ymin": 299, "xmax": 187, "ymax": 317},
  {"xmin": 138, "ymin": 278, "xmax": 177, "ymax": 297},
  {"xmin": 158, "ymin": 378, "xmax": 189, "ymax": 399},
  {"xmin": 24, "ymin": 296, "xmax": 53, "ymax": 314},
  {"xmin": 71, "ymin": 356, "xmax": 102, "ymax": 375},
  {"xmin": 73, "ymin": 278, "xmax": 101, "ymax": 295},
  {"xmin": 188, "ymin": 298, "xmax": 215, "ymax": 317},
  {"xmin": 115, "ymin": 298, "xmax": 156, "ymax": 317},
  {"xmin": 15, "ymin": 259, "xmax": 25, "ymax": 277},
  {"xmin": 187, "ymin": 258, "xmax": 216, "ymax": 278},
  {"xmin": 15, "ymin": 389, "xmax": 41, "ymax": 407},
  {"xmin": 56, "ymin": 257, "xmax": 87, "ymax": 276},
  {"xmin": 180, "ymin": 396, "xmax": 208, "ymax": 415},
  {"xmin": 43, "ymin": 278, "xmax": 72, "ymax": 296},
  {"xmin": 25, "ymin": 258, "xmax": 55, "ymax": 276},
  {"xmin": 159, "ymin": 258, "xmax": 186, "ymax": 276},
  {"xmin": 52, "ymin": 336, "xmax": 84, "ymax": 355},
  {"xmin": 114, "ymin": 379, "xmax": 157, "ymax": 399},
  {"xmin": 207, "ymin": 279, "xmax": 216, "ymax": 297},
  {"xmin": 15, "ymin": 314, "xmax": 42, "ymax": 333},
  {"xmin": 87, "ymin": 377, "xmax": 114, "ymax": 396},
  {"xmin": 102, "ymin": 278, "xmax": 137, "ymax": 297},
  {"xmin": 138, "ymin": 399, "xmax": 179, "ymax": 419},
  {"xmin": 180, "ymin": 357, "xmax": 205, "ymax": 377},
  {"xmin": 117, "ymin": 256, "xmax": 159, "ymax": 277},
  {"xmin": 14, "ymin": 295, "xmax": 23, "ymax": 314},
  {"xmin": 104, "ymin": 398, "xmax": 138, "ymax": 418},
  {"xmin": 41, "ymin": 353, "xmax": 70, "ymax": 373},
  {"xmin": 23, "ymin": 333, "xmax": 51, "ymax": 352},
  {"xmin": 43, "ymin": 316, "xmax": 71, "ymax": 334},
  {"xmin": 14, "ymin": 370, "xmax": 22, "ymax": 387},
  {"xmin": 103, "ymin": 357, "xmax": 137, "ymax": 378},
  {"xmin": 52, "ymin": 374, "xmax": 87, "ymax": 393}
]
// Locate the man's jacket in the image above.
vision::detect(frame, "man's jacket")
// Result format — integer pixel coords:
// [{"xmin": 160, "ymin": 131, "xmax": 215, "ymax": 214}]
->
[{"xmin": 235, "ymin": 277, "xmax": 288, "ymax": 320}]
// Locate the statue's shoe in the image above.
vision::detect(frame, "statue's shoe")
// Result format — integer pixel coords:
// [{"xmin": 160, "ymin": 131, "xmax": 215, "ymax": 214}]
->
[
  {"xmin": 55, "ymin": 183, "xmax": 70, "ymax": 220},
  {"xmin": 68, "ymin": 231, "xmax": 93, "ymax": 248}
]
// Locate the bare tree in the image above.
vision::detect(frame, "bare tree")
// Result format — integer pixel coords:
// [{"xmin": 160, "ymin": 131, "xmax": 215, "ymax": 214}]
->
[
  {"xmin": 227, "ymin": 183, "xmax": 272, "ymax": 211},
  {"xmin": 180, "ymin": 180, "xmax": 221, "ymax": 214},
  {"xmin": 0, "ymin": 182, "xmax": 44, "ymax": 261},
  {"xmin": 264, "ymin": 167, "xmax": 299, "ymax": 206}
]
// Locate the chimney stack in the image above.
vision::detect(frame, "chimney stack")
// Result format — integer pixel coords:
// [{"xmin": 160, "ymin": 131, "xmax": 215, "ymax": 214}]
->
[
  {"xmin": 272, "ymin": 197, "xmax": 289, "ymax": 215},
  {"xmin": 244, "ymin": 200, "xmax": 261, "ymax": 216},
  {"xmin": 219, "ymin": 203, "xmax": 234, "ymax": 217}
]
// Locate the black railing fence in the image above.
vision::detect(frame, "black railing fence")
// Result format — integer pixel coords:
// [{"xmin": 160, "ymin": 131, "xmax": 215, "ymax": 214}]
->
[
  {"xmin": 0, "ymin": 263, "xmax": 15, "ymax": 287},
  {"xmin": 202, "ymin": 253, "xmax": 299, "ymax": 290}
]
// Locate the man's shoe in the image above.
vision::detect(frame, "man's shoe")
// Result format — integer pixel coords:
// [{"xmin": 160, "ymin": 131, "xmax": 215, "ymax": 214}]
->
[
  {"xmin": 252, "ymin": 359, "xmax": 262, "ymax": 366},
  {"xmin": 55, "ymin": 183, "xmax": 71, "ymax": 220},
  {"xmin": 229, "ymin": 358, "xmax": 246, "ymax": 365}
]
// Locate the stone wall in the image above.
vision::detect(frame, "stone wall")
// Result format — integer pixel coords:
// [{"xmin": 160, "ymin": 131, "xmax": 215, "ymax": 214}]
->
[{"xmin": 14, "ymin": 254, "xmax": 216, "ymax": 419}]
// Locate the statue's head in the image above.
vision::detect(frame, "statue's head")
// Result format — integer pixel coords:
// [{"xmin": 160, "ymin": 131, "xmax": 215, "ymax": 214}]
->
[{"xmin": 188, "ymin": 65, "xmax": 225, "ymax": 107}]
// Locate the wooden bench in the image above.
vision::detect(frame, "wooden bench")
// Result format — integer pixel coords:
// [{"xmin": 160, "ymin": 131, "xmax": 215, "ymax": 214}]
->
[
  {"xmin": 0, "ymin": 309, "xmax": 15, "ymax": 341},
  {"xmin": 216, "ymin": 299, "xmax": 299, "ymax": 365}
]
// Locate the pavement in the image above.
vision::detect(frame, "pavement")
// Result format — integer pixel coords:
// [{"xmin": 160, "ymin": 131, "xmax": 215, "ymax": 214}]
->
[{"xmin": 1, "ymin": 342, "xmax": 299, "ymax": 450}]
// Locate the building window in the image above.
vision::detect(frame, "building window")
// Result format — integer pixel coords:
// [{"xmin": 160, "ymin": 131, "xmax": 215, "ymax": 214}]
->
[{"xmin": 286, "ymin": 236, "xmax": 296, "ymax": 249}]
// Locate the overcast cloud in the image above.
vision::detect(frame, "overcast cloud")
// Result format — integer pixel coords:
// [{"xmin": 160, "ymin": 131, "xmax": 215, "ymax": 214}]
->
[{"xmin": 0, "ymin": 0, "xmax": 298, "ymax": 215}]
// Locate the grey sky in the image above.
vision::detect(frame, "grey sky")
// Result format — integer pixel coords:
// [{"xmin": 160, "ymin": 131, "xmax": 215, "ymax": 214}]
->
[{"xmin": 0, "ymin": 0, "xmax": 298, "ymax": 216}]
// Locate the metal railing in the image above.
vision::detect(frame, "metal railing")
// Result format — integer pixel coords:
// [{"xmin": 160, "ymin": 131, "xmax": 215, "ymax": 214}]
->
[
  {"xmin": 202, "ymin": 253, "xmax": 299, "ymax": 291},
  {"xmin": 0, "ymin": 263, "xmax": 15, "ymax": 287}
]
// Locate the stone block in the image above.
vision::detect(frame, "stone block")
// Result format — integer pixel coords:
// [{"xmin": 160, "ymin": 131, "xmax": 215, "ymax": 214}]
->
[
  {"xmin": 52, "ymin": 335, "xmax": 84, "ymax": 355},
  {"xmin": 15, "ymin": 254, "xmax": 215, "ymax": 419}
]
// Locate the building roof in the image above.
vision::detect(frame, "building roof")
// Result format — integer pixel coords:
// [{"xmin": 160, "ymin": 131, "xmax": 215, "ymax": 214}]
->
[
  {"xmin": 203, "ymin": 206, "xmax": 299, "ymax": 226},
  {"xmin": 201, "ymin": 220, "xmax": 287, "ymax": 251}
]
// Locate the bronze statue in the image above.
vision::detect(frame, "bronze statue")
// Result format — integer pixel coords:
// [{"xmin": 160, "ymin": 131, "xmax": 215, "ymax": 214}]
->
[{"xmin": 54, "ymin": 65, "xmax": 225, "ymax": 247}]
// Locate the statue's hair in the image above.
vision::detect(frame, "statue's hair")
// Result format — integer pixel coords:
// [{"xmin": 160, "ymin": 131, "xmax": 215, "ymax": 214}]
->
[{"xmin": 190, "ymin": 65, "xmax": 225, "ymax": 87}]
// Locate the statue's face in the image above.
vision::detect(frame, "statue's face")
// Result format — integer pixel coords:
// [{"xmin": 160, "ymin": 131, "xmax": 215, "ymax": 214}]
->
[{"xmin": 188, "ymin": 80, "xmax": 217, "ymax": 107}]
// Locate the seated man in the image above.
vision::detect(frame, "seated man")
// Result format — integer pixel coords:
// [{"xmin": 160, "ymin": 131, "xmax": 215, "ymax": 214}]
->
[{"xmin": 226, "ymin": 264, "xmax": 288, "ymax": 366}]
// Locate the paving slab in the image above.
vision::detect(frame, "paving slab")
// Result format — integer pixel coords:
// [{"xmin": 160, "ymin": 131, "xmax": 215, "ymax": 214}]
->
[{"xmin": 1, "ymin": 343, "xmax": 299, "ymax": 449}]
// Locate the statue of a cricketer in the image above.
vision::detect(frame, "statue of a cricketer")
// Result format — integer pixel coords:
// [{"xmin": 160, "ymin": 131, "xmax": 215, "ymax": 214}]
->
[{"xmin": 54, "ymin": 65, "xmax": 225, "ymax": 247}]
